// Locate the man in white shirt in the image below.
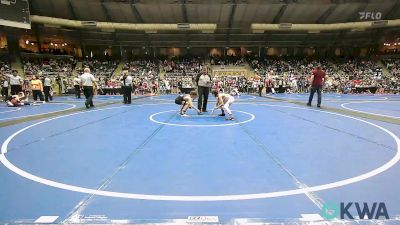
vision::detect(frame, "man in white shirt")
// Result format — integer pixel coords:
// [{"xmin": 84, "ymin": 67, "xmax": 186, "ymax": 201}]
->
[
  {"xmin": 164, "ymin": 79, "xmax": 171, "ymax": 94},
  {"xmin": 43, "ymin": 74, "xmax": 53, "ymax": 102},
  {"xmin": 73, "ymin": 75, "xmax": 81, "ymax": 99},
  {"xmin": 80, "ymin": 68, "xmax": 97, "ymax": 109},
  {"xmin": 8, "ymin": 70, "xmax": 22, "ymax": 95},
  {"xmin": 120, "ymin": 69, "xmax": 133, "ymax": 104}
]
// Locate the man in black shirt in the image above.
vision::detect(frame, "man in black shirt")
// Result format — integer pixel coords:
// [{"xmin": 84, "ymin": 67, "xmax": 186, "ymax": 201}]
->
[{"xmin": 196, "ymin": 69, "xmax": 212, "ymax": 112}]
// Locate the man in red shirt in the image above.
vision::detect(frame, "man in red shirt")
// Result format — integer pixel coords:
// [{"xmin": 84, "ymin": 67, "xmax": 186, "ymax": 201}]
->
[{"xmin": 307, "ymin": 66, "xmax": 326, "ymax": 107}]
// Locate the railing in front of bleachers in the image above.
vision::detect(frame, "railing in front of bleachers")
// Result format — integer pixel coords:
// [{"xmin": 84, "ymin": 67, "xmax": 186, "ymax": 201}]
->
[
  {"xmin": 164, "ymin": 72, "xmax": 199, "ymax": 77},
  {"xmin": 21, "ymin": 52, "xmax": 74, "ymax": 59}
]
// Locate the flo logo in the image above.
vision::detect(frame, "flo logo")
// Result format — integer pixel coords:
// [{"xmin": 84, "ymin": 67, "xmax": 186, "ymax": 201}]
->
[
  {"xmin": 321, "ymin": 202, "xmax": 389, "ymax": 220},
  {"xmin": 359, "ymin": 12, "xmax": 382, "ymax": 20}
]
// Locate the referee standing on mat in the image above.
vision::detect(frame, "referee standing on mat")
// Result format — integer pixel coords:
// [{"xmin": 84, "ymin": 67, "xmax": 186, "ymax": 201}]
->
[
  {"xmin": 73, "ymin": 74, "xmax": 81, "ymax": 99},
  {"xmin": 196, "ymin": 68, "xmax": 211, "ymax": 112},
  {"xmin": 43, "ymin": 74, "xmax": 53, "ymax": 102},
  {"xmin": 307, "ymin": 65, "xmax": 326, "ymax": 108},
  {"xmin": 120, "ymin": 69, "xmax": 133, "ymax": 104},
  {"xmin": 8, "ymin": 70, "xmax": 23, "ymax": 95},
  {"xmin": 80, "ymin": 68, "xmax": 96, "ymax": 109}
]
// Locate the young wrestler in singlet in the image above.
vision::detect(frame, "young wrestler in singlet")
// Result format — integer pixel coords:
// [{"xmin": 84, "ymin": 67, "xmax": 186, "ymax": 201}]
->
[
  {"xmin": 175, "ymin": 91, "xmax": 202, "ymax": 117},
  {"xmin": 6, "ymin": 92, "xmax": 31, "ymax": 107},
  {"xmin": 212, "ymin": 90, "xmax": 235, "ymax": 120}
]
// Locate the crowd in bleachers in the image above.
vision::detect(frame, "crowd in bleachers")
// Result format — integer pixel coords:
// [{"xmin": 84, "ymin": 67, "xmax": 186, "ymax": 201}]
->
[
  {"xmin": 247, "ymin": 57, "xmax": 399, "ymax": 94},
  {"xmin": 0, "ymin": 58, "xmax": 11, "ymax": 74},
  {"xmin": 124, "ymin": 59, "xmax": 159, "ymax": 77},
  {"xmin": 80, "ymin": 59, "xmax": 118, "ymax": 79},
  {"xmin": 23, "ymin": 58, "xmax": 76, "ymax": 77},
  {"xmin": 161, "ymin": 57, "xmax": 204, "ymax": 75},
  {"xmin": 211, "ymin": 56, "xmax": 245, "ymax": 66},
  {"xmin": 1, "ymin": 54, "xmax": 400, "ymax": 101},
  {"xmin": 384, "ymin": 58, "xmax": 400, "ymax": 77},
  {"xmin": 160, "ymin": 58, "xmax": 204, "ymax": 92},
  {"xmin": 98, "ymin": 57, "xmax": 209, "ymax": 95}
]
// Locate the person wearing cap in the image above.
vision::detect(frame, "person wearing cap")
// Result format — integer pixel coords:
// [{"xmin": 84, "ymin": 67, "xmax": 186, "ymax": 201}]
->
[{"xmin": 307, "ymin": 66, "xmax": 326, "ymax": 108}]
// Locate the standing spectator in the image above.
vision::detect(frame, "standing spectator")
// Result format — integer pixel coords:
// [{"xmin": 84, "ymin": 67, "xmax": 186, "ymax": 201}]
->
[
  {"xmin": 265, "ymin": 76, "xmax": 272, "ymax": 95},
  {"xmin": 43, "ymin": 74, "xmax": 53, "ymax": 102},
  {"xmin": 165, "ymin": 79, "xmax": 171, "ymax": 94},
  {"xmin": 307, "ymin": 66, "xmax": 326, "ymax": 108},
  {"xmin": 56, "ymin": 74, "xmax": 62, "ymax": 94},
  {"xmin": 120, "ymin": 70, "xmax": 132, "ymax": 104},
  {"xmin": 152, "ymin": 80, "xmax": 158, "ymax": 95},
  {"xmin": 80, "ymin": 68, "xmax": 96, "ymax": 109},
  {"xmin": 1, "ymin": 74, "xmax": 9, "ymax": 101},
  {"xmin": 22, "ymin": 78, "xmax": 30, "ymax": 97},
  {"xmin": 178, "ymin": 80, "xmax": 183, "ymax": 94},
  {"xmin": 73, "ymin": 74, "xmax": 81, "ymax": 98},
  {"xmin": 258, "ymin": 78, "xmax": 264, "ymax": 96},
  {"xmin": 30, "ymin": 75, "xmax": 44, "ymax": 102},
  {"xmin": 196, "ymin": 68, "xmax": 211, "ymax": 112},
  {"xmin": 8, "ymin": 70, "xmax": 23, "ymax": 95}
]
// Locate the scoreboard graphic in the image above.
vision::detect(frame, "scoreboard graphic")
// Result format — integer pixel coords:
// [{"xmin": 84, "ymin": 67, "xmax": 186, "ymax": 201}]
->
[{"xmin": 0, "ymin": 0, "xmax": 31, "ymax": 29}]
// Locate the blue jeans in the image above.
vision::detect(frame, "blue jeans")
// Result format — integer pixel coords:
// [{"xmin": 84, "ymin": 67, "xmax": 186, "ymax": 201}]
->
[{"xmin": 308, "ymin": 85, "xmax": 322, "ymax": 106}]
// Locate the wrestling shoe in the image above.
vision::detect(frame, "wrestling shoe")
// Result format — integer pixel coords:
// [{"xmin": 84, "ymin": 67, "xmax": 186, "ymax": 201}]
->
[
  {"xmin": 226, "ymin": 116, "xmax": 235, "ymax": 120},
  {"xmin": 218, "ymin": 113, "xmax": 225, "ymax": 116}
]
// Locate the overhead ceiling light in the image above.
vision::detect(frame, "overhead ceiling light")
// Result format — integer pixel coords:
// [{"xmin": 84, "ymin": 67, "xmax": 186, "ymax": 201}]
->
[
  {"xmin": 50, "ymin": 42, "xmax": 53, "ymax": 45},
  {"xmin": 279, "ymin": 23, "xmax": 292, "ymax": 29},
  {"xmin": 25, "ymin": 40, "xmax": 29, "ymax": 44},
  {"xmin": 371, "ymin": 20, "xmax": 388, "ymax": 27},
  {"xmin": 177, "ymin": 23, "xmax": 190, "ymax": 29},
  {"xmin": 81, "ymin": 21, "xmax": 97, "ymax": 26}
]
